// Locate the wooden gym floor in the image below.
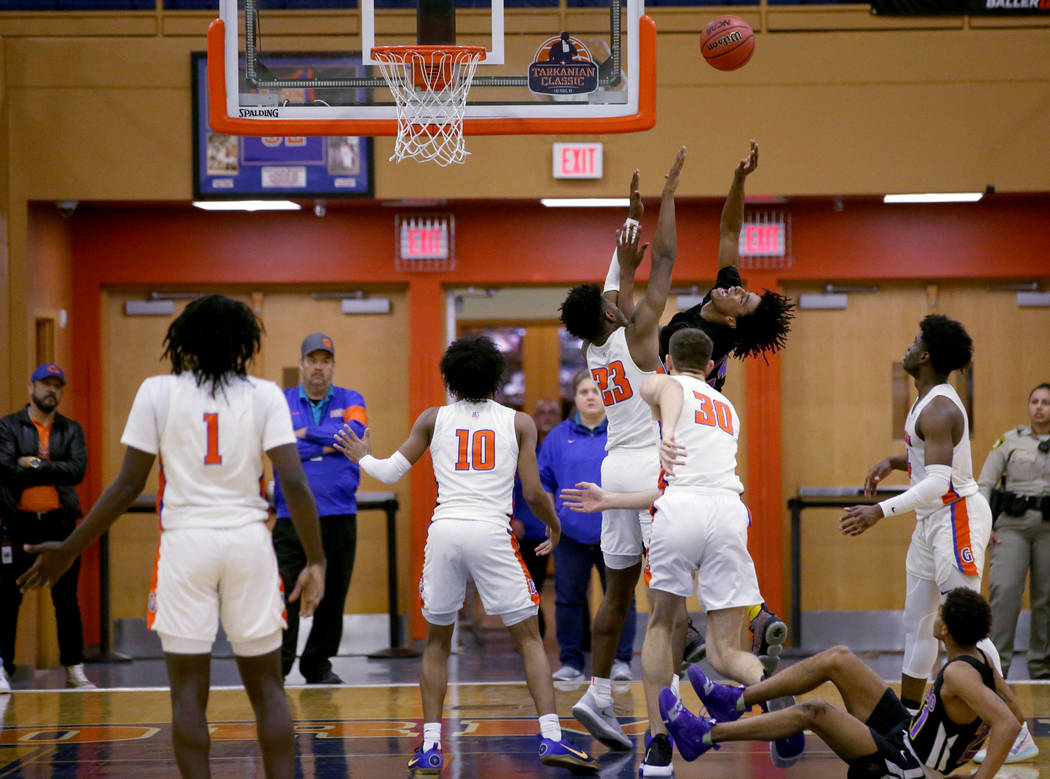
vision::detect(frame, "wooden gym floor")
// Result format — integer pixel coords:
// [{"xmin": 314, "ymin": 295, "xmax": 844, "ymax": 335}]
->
[{"xmin": 2, "ymin": 673, "xmax": 1048, "ymax": 777}]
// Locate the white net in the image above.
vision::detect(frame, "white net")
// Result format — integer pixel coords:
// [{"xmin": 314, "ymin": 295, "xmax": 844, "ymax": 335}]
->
[{"xmin": 371, "ymin": 46, "xmax": 485, "ymax": 167}]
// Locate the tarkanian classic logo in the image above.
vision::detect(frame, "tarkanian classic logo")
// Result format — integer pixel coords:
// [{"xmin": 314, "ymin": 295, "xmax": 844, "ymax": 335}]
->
[{"xmin": 528, "ymin": 33, "xmax": 598, "ymax": 96}]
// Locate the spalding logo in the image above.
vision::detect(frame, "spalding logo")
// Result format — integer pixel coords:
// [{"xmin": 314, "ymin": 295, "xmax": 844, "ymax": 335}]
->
[{"xmin": 960, "ymin": 547, "xmax": 974, "ymax": 563}]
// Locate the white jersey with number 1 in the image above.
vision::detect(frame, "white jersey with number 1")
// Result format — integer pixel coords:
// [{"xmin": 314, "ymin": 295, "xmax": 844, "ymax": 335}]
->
[
  {"xmin": 431, "ymin": 399, "xmax": 519, "ymax": 525},
  {"xmin": 120, "ymin": 372, "xmax": 296, "ymax": 531}
]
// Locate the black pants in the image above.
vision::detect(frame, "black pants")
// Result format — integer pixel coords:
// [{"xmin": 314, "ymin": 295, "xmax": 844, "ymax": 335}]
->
[
  {"xmin": 517, "ymin": 536, "xmax": 550, "ymax": 638},
  {"xmin": 0, "ymin": 511, "xmax": 85, "ymax": 675},
  {"xmin": 273, "ymin": 514, "xmax": 356, "ymax": 680}
]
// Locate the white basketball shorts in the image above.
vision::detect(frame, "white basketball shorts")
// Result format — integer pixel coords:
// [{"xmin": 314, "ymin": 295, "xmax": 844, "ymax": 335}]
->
[
  {"xmin": 905, "ymin": 493, "xmax": 992, "ymax": 586},
  {"xmin": 645, "ymin": 487, "xmax": 761, "ymax": 611},
  {"xmin": 419, "ymin": 519, "xmax": 539, "ymax": 626},
  {"xmin": 600, "ymin": 446, "xmax": 660, "ymax": 569},
  {"xmin": 148, "ymin": 521, "xmax": 286, "ymax": 654}
]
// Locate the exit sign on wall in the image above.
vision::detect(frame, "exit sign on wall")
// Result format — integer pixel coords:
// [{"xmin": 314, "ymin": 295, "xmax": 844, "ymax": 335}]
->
[
  {"xmin": 738, "ymin": 211, "xmax": 792, "ymax": 269},
  {"xmin": 553, "ymin": 143, "xmax": 603, "ymax": 179}
]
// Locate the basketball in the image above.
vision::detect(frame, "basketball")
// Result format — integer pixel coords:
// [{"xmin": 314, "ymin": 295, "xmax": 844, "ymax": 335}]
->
[{"xmin": 700, "ymin": 16, "xmax": 755, "ymax": 71}]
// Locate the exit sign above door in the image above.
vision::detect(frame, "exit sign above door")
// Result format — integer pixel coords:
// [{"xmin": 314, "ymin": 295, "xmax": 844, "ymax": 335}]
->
[{"xmin": 553, "ymin": 143, "xmax": 603, "ymax": 179}]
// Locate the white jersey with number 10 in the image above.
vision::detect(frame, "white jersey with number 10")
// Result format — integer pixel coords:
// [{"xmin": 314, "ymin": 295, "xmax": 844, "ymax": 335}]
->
[
  {"xmin": 664, "ymin": 374, "xmax": 744, "ymax": 494},
  {"xmin": 431, "ymin": 399, "xmax": 519, "ymax": 526}
]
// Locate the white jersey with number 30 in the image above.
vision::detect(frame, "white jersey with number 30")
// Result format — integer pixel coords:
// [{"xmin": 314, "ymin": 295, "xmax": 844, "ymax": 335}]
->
[
  {"xmin": 664, "ymin": 374, "xmax": 744, "ymax": 494},
  {"xmin": 120, "ymin": 373, "xmax": 296, "ymax": 531},
  {"xmin": 431, "ymin": 399, "xmax": 519, "ymax": 526}
]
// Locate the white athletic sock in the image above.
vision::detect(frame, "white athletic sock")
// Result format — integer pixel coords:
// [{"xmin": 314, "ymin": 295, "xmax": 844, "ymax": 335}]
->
[
  {"xmin": 423, "ymin": 722, "xmax": 441, "ymax": 751},
  {"xmin": 592, "ymin": 676, "xmax": 613, "ymax": 708},
  {"xmin": 539, "ymin": 712, "xmax": 562, "ymax": 742},
  {"xmin": 670, "ymin": 674, "xmax": 681, "ymax": 698}
]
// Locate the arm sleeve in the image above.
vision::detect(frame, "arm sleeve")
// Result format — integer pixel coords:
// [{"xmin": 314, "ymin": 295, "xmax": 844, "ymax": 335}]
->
[
  {"xmin": 120, "ymin": 378, "xmax": 163, "ymax": 455},
  {"xmin": 0, "ymin": 418, "xmax": 25, "ymax": 486},
  {"xmin": 359, "ymin": 452, "xmax": 412, "ymax": 484},
  {"xmin": 878, "ymin": 464, "xmax": 952, "ymax": 517},
  {"xmin": 603, "ymin": 217, "xmax": 639, "ymax": 293}
]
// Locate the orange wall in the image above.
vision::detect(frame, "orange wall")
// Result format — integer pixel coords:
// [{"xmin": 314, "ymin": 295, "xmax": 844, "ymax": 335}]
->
[{"xmin": 68, "ymin": 196, "xmax": 1050, "ymax": 638}]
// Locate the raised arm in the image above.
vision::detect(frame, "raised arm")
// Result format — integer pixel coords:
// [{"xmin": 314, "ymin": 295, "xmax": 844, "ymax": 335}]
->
[
  {"xmin": 604, "ymin": 169, "xmax": 645, "ymax": 319},
  {"xmin": 717, "ymin": 140, "xmax": 758, "ymax": 270},
  {"xmin": 626, "ymin": 146, "xmax": 686, "ymax": 367},
  {"xmin": 333, "ymin": 406, "xmax": 437, "ymax": 483},
  {"xmin": 515, "ymin": 412, "xmax": 561, "ymax": 555}
]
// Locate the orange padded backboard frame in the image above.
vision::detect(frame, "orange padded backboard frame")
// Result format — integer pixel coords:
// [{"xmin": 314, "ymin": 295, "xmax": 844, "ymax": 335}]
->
[{"xmin": 206, "ymin": 16, "xmax": 656, "ymax": 137}]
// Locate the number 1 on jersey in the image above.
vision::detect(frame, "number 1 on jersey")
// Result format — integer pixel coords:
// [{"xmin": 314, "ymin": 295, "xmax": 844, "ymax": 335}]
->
[
  {"xmin": 454, "ymin": 429, "xmax": 495, "ymax": 471},
  {"xmin": 203, "ymin": 412, "xmax": 223, "ymax": 465}
]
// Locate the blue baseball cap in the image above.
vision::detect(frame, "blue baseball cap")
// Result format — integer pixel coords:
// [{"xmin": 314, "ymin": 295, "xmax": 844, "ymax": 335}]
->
[
  {"xmin": 31, "ymin": 363, "xmax": 66, "ymax": 385},
  {"xmin": 301, "ymin": 333, "xmax": 335, "ymax": 357}
]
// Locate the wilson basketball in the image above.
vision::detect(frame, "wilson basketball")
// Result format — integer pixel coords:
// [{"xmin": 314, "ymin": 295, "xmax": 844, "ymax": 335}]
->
[{"xmin": 700, "ymin": 16, "xmax": 755, "ymax": 71}]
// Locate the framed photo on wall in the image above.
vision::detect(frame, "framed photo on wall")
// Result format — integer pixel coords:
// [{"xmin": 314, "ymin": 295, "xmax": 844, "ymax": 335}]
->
[{"xmin": 191, "ymin": 52, "xmax": 374, "ymax": 199}]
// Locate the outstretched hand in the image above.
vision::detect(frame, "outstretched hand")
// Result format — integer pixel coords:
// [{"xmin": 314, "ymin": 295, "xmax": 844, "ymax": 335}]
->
[
  {"xmin": 616, "ymin": 224, "xmax": 649, "ymax": 273},
  {"xmin": 16, "ymin": 542, "xmax": 74, "ymax": 592},
  {"xmin": 628, "ymin": 169, "xmax": 644, "ymax": 222},
  {"xmin": 839, "ymin": 504, "xmax": 883, "ymax": 536},
  {"xmin": 560, "ymin": 481, "xmax": 609, "ymax": 514},
  {"xmin": 735, "ymin": 139, "xmax": 758, "ymax": 178},
  {"xmin": 663, "ymin": 146, "xmax": 687, "ymax": 195},
  {"xmin": 333, "ymin": 425, "xmax": 371, "ymax": 462}
]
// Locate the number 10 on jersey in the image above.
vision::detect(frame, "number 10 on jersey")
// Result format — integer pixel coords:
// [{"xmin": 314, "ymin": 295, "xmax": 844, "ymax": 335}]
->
[{"xmin": 455, "ymin": 429, "xmax": 495, "ymax": 471}]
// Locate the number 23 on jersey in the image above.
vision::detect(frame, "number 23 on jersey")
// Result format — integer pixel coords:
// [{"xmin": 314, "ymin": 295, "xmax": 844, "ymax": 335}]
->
[{"xmin": 591, "ymin": 361, "xmax": 633, "ymax": 406}]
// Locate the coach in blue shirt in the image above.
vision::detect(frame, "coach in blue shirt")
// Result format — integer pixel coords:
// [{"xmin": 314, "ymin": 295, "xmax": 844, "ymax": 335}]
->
[
  {"xmin": 539, "ymin": 371, "xmax": 636, "ymax": 682},
  {"xmin": 272, "ymin": 333, "xmax": 367, "ymax": 684}
]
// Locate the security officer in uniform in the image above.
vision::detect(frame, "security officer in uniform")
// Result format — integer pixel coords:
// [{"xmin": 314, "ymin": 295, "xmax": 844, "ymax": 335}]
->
[{"xmin": 977, "ymin": 382, "xmax": 1050, "ymax": 679}]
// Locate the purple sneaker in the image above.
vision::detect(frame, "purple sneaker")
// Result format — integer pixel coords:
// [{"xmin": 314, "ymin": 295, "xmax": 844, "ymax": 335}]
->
[
  {"xmin": 658, "ymin": 687, "xmax": 718, "ymax": 762},
  {"xmin": 686, "ymin": 665, "xmax": 744, "ymax": 722}
]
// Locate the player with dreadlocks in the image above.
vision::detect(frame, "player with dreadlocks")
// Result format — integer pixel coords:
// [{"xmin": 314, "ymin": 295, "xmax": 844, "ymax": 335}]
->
[
  {"xmin": 20, "ymin": 294, "xmax": 325, "ymax": 779},
  {"xmin": 658, "ymin": 140, "xmax": 794, "ymax": 392}
]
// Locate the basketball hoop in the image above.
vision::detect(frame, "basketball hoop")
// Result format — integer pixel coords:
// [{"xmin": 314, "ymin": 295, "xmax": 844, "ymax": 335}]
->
[{"xmin": 371, "ymin": 45, "xmax": 486, "ymax": 167}]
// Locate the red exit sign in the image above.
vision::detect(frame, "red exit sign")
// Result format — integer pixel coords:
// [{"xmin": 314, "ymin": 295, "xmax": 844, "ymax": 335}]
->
[
  {"xmin": 396, "ymin": 214, "xmax": 453, "ymax": 263},
  {"xmin": 740, "ymin": 221, "xmax": 786, "ymax": 257},
  {"xmin": 553, "ymin": 142, "xmax": 603, "ymax": 179}
]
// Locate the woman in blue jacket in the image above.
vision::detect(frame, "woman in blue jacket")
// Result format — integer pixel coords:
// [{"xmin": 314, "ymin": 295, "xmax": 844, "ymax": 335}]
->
[{"xmin": 540, "ymin": 371, "xmax": 636, "ymax": 682}]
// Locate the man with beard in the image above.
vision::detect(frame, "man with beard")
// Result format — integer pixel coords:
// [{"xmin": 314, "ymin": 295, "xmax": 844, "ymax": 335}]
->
[
  {"xmin": 0, "ymin": 363, "xmax": 93, "ymax": 689},
  {"xmin": 271, "ymin": 333, "xmax": 367, "ymax": 684}
]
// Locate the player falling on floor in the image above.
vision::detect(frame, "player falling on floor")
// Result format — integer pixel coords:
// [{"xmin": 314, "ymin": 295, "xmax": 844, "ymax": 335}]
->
[
  {"xmin": 561, "ymin": 328, "xmax": 803, "ymax": 775},
  {"xmin": 18, "ymin": 295, "xmax": 326, "ymax": 779},
  {"xmin": 660, "ymin": 139, "xmax": 794, "ymax": 670},
  {"xmin": 840, "ymin": 314, "xmax": 1038, "ymax": 761},
  {"xmin": 558, "ymin": 146, "xmax": 686, "ymax": 753},
  {"xmin": 661, "ymin": 588, "xmax": 1023, "ymax": 779},
  {"xmin": 332, "ymin": 336, "xmax": 598, "ymax": 776}
]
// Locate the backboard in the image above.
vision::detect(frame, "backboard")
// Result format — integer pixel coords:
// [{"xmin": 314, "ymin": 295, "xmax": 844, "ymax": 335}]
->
[{"xmin": 207, "ymin": 0, "xmax": 655, "ymax": 136}]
